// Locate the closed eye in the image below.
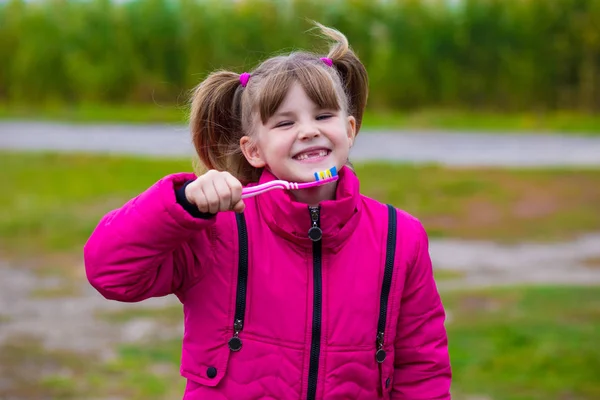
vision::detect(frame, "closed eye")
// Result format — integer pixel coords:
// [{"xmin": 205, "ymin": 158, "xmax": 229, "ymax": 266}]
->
[
  {"xmin": 317, "ymin": 114, "xmax": 333, "ymax": 121},
  {"xmin": 274, "ymin": 121, "xmax": 294, "ymax": 128}
]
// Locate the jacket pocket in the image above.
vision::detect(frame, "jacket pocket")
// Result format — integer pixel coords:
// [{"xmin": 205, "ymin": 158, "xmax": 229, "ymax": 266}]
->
[{"xmin": 180, "ymin": 335, "xmax": 232, "ymax": 387}]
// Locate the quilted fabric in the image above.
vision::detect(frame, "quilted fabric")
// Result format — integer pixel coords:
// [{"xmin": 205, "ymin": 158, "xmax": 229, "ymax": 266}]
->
[{"xmin": 84, "ymin": 166, "xmax": 451, "ymax": 399}]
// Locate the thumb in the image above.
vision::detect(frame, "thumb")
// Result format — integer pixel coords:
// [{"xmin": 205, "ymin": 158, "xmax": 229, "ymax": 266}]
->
[{"xmin": 232, "ymin": 199, "xmax": 246, "ymax": 213}]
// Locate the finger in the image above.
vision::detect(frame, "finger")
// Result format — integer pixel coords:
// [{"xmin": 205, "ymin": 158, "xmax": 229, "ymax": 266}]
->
[
  {"xmin": 184, "ymin": 179, "xmax": 198, "ymax": 205},
  {"xmin": 212, "ymin": 175, "xmax": 232, "ymax": 211},
  {"xmin": 193, "ymin": 186, "xmax": 209, "ymax": 213},
  {"xmin": 223, "ymin": 173, "xmax": 243, "ymax": 209},
  {"xmin": 232, "ymin": 199, "xmax": 245, "ymax": 213},
  {"xmin": 202, "ymin": 181, "xmax": 220, "ymax": 214}
]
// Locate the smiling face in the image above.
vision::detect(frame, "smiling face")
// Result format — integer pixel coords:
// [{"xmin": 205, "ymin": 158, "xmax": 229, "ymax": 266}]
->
[{"xmin": 241, "ymin": 81, "xmax": 356, "ymax": 183}]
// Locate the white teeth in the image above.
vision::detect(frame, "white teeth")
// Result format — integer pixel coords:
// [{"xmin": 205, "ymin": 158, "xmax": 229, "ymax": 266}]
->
[{"xmin": 295, "ymin": 149, "xmax": 328, "ymax": 160}]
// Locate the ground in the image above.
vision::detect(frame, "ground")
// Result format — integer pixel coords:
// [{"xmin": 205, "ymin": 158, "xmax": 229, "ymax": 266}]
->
[
  {"xmin": 1, "ymin": 231, "xmax": 599, "ymax": 399},
  {"xmin": 1, "ymin": 151, "xmax": 599, "ymax": 399}
]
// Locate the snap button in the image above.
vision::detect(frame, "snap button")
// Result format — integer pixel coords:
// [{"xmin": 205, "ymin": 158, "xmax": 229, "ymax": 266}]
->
[
  {"xmin": 376, "ymin": 348, "xmax": 386, "ymax": 363},
  {"xmin": 206, "ymin": 366, "xmax": 217, "ymax": 378},
  {"xmin": 308, "ymin": 226, "xmax": 322, "ymax": 241}
]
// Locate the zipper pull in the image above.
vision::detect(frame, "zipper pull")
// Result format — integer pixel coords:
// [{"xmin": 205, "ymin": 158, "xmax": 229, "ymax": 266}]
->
[
  {"xmin": 228, "ymin": 319, "xmax": 243, "ymax": 352},
  {"xmin": 307, "ymin": 206, "xmax": 322, "ymax": 242},
  {"xmin": 376, "ymin": 331, "xmax": 386, "ymax": 363}
]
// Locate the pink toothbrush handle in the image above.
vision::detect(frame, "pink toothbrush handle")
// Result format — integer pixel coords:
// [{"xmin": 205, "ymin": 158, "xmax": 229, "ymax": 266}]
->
[
  {"xmin": 241, "ymin": 181, "xmax": 291, "ymax": 199},
  {"xmin": 241, "ymin": 177, "xmax": 338, "ymax": 199}
]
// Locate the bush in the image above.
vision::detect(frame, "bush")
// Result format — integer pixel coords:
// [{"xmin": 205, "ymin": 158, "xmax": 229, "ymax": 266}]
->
[{"xmin": 1, "ymin": 0, "xmax": 599, "ymax": 112}]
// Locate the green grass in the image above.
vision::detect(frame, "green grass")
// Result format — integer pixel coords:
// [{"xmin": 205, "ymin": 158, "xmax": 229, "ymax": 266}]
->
[
  {"xmin": 434, "ymin": 269, "xmax": 466, "ymax": 281},
  {"xmin": 1, "ymin": 103, "xmax": 600, "ymax": 134},
  {"xmin": 357, "ymin": 162, "xmax": 600, "ymax": 242},
  {"xmin": 29, "ymin": 284, "xmax": 81, "ymax": 299},
  {"xmin": 362, "ymin": 109, "xmax": 600, "ymax": 134},
  {"xmin": 96, "ymin": 305, "xmax": 183, "ymax": 325},
  {"xmin": 0, "ymin": 335, "xmax": 185, "ymax": 400},
  {"xmin": 3, "ymin": 286, "xmax": 597, "ymax": 399},
  {"xmin": 0, "ymin": 103, "xmax": 191, "ymax": 125},
  {"xmin": 1, "ymin": 151, "xmax": 600, "ymax": 260},
  {"xmin": 444, "ymin": 285, "xmax": 600, "ymax": 399}
]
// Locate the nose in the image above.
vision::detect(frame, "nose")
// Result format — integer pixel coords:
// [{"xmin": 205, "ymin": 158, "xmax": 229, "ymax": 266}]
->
[{"xmin": 297, "ymin": 122, "xmax": 320, "ymax": 140}]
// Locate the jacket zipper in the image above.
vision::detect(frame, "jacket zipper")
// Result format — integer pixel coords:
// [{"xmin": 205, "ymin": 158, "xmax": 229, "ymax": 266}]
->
[
  {"xmin": 306, "ymin": 205, "xmax": 323, "ymax": 400},
  {"xmin": 229, "ymin": 212, "xmax": 249, "ymax": 352}
]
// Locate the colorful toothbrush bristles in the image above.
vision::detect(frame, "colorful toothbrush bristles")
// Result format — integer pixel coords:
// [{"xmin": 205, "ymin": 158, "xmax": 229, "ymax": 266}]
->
[{"xmin": 314, "ymin": 166, "xmax": 338, "ymax": 181}]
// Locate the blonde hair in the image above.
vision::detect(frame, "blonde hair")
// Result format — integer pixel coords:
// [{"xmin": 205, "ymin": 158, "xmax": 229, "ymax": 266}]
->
[{"xmin": 189, "ymin": 22, "xmax": 368, "ymax": 184}]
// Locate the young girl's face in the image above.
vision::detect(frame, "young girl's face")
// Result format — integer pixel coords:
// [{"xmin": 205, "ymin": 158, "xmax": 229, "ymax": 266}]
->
[{"xmin": 241, "ymin": 81, "xmax": 356, "ymax": 184}]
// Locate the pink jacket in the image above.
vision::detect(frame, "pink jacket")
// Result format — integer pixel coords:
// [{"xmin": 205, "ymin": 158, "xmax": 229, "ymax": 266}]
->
[{"xmin": 84, "ymin": 166, "xmax": 451, "ymax": 399}]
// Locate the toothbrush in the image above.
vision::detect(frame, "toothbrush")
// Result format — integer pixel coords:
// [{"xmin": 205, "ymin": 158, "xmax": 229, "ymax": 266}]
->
[{"xmin": 241, "ymin": 167, "xmax": 338, "ymax": 199}]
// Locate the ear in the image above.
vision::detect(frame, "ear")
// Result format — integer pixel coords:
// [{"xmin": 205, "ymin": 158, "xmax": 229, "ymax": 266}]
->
[
  {"xmin": 240, "ymin": 135, "xmax": 267, "ymax": 168},
  {"xmin": 346, "ymin": 115, "xmax": 357, "ymax": 147}
]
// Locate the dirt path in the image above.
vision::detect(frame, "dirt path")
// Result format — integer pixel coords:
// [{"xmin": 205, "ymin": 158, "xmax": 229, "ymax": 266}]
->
[
  {"xmin": 2, "ymin": 121, "xmax": 600, "ymax": 166},
  {"xmin": 431, "ymin": 232, "xmax": 600, "ymax": 290},
  {"xmin": 0, "ymin": 263, "xmax": 182, "ymax": 358},
  {"xmin": 2, "ymin": 233, "xmax": 600, "ymax": 357},
  {"xmin": 1, "ymin": 233, "xmax": 599, "ymax": 399}
]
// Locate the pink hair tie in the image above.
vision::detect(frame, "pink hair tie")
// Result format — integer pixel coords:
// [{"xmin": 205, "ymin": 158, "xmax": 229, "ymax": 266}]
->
[
  {"xmin": 240, "ymin": 72, "xmax": 251, "ymax": 87},
  {"xmin": 320, "ymin": 57, "xmax": 333, "ymax": 67}
]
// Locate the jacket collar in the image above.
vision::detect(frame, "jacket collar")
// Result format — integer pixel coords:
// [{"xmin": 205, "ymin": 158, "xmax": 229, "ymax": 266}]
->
[{"xmin": 253, "ymin": 166, "xmax": 362, "ymax": 250}]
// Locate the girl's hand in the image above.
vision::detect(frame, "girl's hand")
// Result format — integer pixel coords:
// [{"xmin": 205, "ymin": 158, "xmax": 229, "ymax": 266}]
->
[{"xmin": 185, "ymin": 170, "xmax": 245, "ymax": 214}]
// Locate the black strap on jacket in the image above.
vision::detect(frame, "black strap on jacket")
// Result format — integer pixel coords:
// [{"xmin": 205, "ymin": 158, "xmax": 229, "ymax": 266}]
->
[
  {"xmin": 228, "ymin": 212, "xmax": 249, "ymax": 352},
  {"xmin": 375, "ymin": 204, "xmax": 398, "ymax": 363},
  {"xmin": 228, "ymin": 205, "xmax": 398, "ymax": 365}
]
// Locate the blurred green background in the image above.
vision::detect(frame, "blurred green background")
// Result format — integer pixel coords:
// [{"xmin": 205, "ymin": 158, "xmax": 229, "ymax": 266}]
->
[
  {"xmin": 1, "ymin": 0, "xmax": 600, "ymax": 131},
  {"xmin": 1, "ymin": 0, "xmax": 599, "ymax": 399}
]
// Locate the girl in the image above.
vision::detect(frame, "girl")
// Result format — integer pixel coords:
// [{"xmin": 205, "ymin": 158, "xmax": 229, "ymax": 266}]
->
[{"xmin": 84, "ymin": 23, "xmax": 451, "ymax": 400}]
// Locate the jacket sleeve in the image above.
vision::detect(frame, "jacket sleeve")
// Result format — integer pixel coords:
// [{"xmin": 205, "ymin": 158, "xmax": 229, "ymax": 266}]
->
[
  {"xmin": 391, "ymin": 219, "xmax": 452, "ymax": 399},
  {"xmin": 83, "ymin": 172, "xmax": 216, "ymax": 303}
]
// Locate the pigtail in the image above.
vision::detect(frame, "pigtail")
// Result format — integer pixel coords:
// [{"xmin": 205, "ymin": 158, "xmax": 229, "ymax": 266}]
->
[
  {"xmin": 189, "ymin": 71, "xmax": 261, "ymax": 184},
  {"xmin": 314, "ymin": 22, "xmax": 369, "ymax": 133}
]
